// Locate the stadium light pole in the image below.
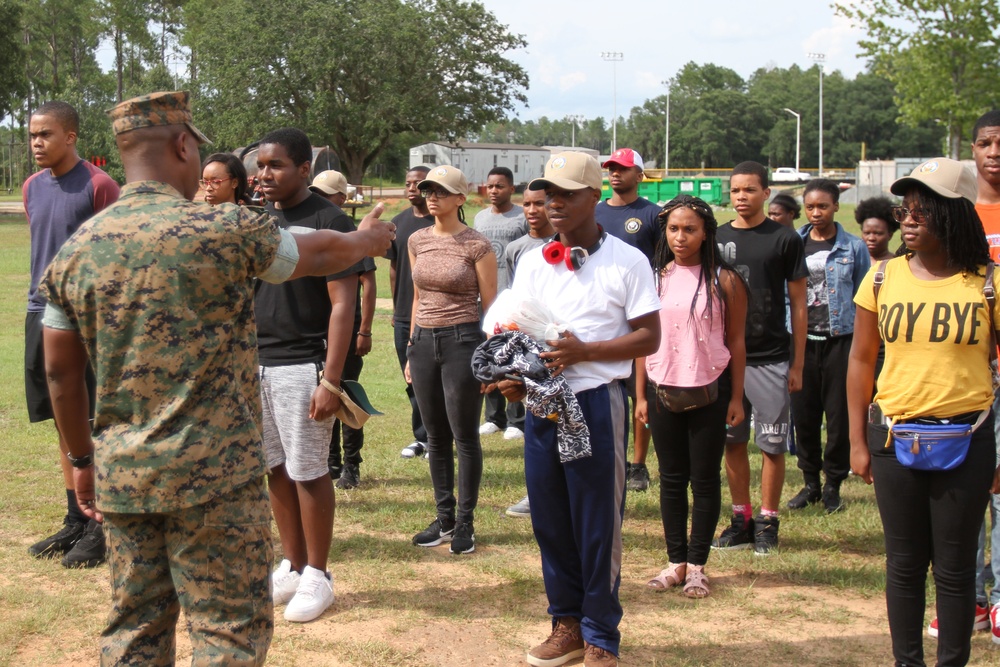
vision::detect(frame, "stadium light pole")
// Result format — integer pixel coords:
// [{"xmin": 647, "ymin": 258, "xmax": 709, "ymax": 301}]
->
[
  {"xmin": 661, "ymin": 80, "xmax": 670, "ymax": 173},
  {"xmin": 808, "ymin": 52, "xmax": 826, "ymax": 177},
  {"xmin": 601, "ymin": 52, "xmax": 624, "ymax": 152},
  {"xmin": 783, "ymin": 108, "xmax": 801, "ymax": 175},
  {"xmin": 568, "ymin": 114, "xmax": 584, "ymax": 147}
]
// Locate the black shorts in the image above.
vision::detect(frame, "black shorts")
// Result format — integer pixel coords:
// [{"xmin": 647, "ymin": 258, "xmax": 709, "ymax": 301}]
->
[{"xmin": 24, "ymin": 311, "xmax": 95, "ymax": 423}]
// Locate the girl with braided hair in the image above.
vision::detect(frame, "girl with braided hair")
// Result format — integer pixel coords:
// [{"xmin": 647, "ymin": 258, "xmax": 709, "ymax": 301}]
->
[{"xmin": 636, "ymin": 194, "xmax": 748, "ymax": 598}]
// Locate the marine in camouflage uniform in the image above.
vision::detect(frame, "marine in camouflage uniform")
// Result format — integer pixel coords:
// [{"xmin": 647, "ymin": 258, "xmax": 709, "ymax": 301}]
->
[{"xmin": 38, "ymin": 91, "xmax": 395, "ymax": 666}]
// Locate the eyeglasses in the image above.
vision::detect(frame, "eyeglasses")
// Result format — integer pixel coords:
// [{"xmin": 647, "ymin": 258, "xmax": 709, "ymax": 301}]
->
[
  {"xmin": 421, "ymin": 188, "xmax": 453, "ymax": 199},
  {"xmin": 199, "ymin": 178, "xmax": 228, "ymax": 189},
  {"xmin": 891, "ymin": 205, "xmax": 930, "ymax": 225}
]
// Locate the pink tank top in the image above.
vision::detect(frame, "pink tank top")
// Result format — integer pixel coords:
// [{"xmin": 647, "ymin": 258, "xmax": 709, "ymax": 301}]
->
[{"xmin": 645, "ymin": 263, "xmax": 731, "ymax": 387}]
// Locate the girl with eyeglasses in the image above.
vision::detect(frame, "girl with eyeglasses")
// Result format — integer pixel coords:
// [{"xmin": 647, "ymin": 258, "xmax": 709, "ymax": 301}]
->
[
  {"xmin": 201, "ymin": 153, "xmax": 249, "ymax": 206},
  {"xmin": 404, "ymin": 165, "xmax": 497, "ymax": 555},
  {"xmin": 848, "ymin": 158, "xmax": 1000, "ymax": 666},
  {"xmin": 635, "ymin": 195, "xmax": 748, "ymax": 598}
]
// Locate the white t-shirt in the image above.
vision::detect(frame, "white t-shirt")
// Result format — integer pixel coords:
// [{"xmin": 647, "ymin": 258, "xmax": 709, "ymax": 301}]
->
[{"xmin": 502, "ymin": 233, "xmax": 660, "ymax": 393}]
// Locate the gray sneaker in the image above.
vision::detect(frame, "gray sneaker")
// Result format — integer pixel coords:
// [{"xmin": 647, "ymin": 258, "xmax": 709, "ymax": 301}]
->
[
  {"xmin": 626, "ymin": 463, "xmax": 650, "ymax": 492},
  {"xmin": 506, "ymin": 495, "xmax": 530, "ymax": 518}
]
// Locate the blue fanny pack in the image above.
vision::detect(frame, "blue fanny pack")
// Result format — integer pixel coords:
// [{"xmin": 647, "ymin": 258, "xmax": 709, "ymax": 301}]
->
[{"xmin": 889, "ymin": 411, "xmax": 989, "ymax": 471}]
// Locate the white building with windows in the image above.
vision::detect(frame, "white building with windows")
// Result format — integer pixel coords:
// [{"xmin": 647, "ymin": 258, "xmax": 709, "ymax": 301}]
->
[{"xmin": 409, "ymin": 141, "xmax": 550, "ymax": 189}]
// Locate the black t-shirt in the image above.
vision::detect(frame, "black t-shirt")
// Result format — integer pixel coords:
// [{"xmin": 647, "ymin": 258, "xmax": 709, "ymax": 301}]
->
[
  {"xmin": 387, "ymin": 207, "xmax": 434, "ymax": 323},
  {"xmin": 804, "ymin": 235, "xmax": 834, "ymax": 334},
  {"xmin": 255, "ymin": 193, "xmax": 366, "ymax": 365},
  {"xmin": 716, "ymin": 217, "xmax": 807, "ymax": 365}
]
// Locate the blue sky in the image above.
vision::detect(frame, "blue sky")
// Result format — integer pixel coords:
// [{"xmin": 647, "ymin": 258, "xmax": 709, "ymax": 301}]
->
[{"xmin": 479, "ymin": 0, "xmax": 868, "ymax": 121}]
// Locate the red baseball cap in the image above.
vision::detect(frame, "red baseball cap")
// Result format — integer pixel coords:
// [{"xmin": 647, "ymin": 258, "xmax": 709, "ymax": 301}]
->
[{"xmin": 602, "ymin": 148, "xmax": 644, "ymax": 170}]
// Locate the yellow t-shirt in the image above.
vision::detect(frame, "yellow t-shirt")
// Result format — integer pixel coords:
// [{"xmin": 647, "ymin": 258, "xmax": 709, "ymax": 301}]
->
[{"xmin": 854, "ymin": 257, "xmax": 1000, "ymax": 419}]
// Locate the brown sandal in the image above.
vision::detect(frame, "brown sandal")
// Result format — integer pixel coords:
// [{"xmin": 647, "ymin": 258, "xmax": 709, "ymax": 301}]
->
[
  {"xmin": 683, "ymin": 565, "xmax": 710, "ymax": 598},
  {"xmin": 647, "ymin": 563, "xmax": 686, "ymax": 590}
]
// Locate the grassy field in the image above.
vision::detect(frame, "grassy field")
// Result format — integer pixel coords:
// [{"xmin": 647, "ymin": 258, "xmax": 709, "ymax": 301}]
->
[{"xmin": 0, "ymin": 206, "xmax": 996, "ymax": 666}]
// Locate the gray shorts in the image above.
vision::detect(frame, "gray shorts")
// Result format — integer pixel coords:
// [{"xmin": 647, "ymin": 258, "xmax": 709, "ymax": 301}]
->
[
  {"xmin": 725, "ymin": 361, "xmax": 790, "ymax": 454},
  {"xmin": 261, "ymin": 362, "xmax": 334, "ymax": 482}
]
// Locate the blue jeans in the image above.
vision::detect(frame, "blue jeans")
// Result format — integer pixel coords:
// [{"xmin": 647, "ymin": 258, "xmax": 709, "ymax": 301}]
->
[
  {"xmin": 407, "ymin": 322, "xmax": 484, "ymax": 525},
  {"xmin": 975, "ymin": 388, "xmax": 1000, "ymax": 606}
]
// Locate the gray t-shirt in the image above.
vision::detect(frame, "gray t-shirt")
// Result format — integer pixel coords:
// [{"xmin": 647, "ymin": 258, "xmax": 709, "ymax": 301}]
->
[
  {"xmin": 505, "ymin": 233, "xmax": 549, "ymax": 284},
  {"xmin": 474, "ymin": 205, "xmax": 528, "ymax": 291}
]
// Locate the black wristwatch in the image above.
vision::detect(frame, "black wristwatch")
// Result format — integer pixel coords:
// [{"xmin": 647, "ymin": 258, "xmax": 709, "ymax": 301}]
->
[{"xmin": 66, "ymin": 452, "xmax": 93, "ymax": 469}]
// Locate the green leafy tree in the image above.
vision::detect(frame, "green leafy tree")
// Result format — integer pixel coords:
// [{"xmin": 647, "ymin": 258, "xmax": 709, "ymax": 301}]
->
[
  {"xmin": 0, "ymin": 1, "xmax": 25, "ymax": 118},
  {"xmin": 184, "ymin": 0, "xmax": 527, "ymax": 183},
  {"xmin": 836, "ymin": 0, "xmax": 1000, "ymax": 158}
]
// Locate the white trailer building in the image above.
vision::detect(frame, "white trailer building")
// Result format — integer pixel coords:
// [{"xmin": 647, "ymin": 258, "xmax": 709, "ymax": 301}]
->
[{"xmin": 409, "ymin": 141, "xmax": 550, "ymax": 189}]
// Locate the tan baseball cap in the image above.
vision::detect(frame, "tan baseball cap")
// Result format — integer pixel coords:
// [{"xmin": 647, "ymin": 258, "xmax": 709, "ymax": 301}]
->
[
  {"xmin": 528, "ymin": 152, "xmax": 602, "ymax": 191},
  {"xmin": 106, "ymin": 91, "xmax": 211, "ymax": 144},
  {"xmin": 310, "ymin": 170, "xmax": 348, "ymax": 196},
  {"xmin": 418, "ymin": 165, "xmax": 468, "ymax": 194},
  {"xmin": 890, "ymin": 158, "xmax": 978, "ymax": 204}
]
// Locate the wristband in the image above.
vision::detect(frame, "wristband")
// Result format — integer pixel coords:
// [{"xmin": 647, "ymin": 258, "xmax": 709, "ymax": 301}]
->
[
  {"xmin": 67, "ymin": 451, "xmax": 94, "ymax": 469},
  {"xmin": 357, "ymin": 332, "xmax": 372, "ymax": 337}
]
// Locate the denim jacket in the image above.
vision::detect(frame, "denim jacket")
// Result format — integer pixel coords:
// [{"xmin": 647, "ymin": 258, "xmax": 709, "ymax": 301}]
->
[{"xmin": 795, "ymin": 221, "xmax": 870, "ymax": 336}]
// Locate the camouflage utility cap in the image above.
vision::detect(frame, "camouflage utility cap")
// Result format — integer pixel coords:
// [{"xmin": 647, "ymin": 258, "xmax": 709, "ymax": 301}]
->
[{"xmin": 107, "ymin": 90, "xmax": 211, "ymax": 144}]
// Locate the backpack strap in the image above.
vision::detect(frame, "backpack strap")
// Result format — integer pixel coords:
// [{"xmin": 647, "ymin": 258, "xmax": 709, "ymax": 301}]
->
[
  {"xmin": 985, "ymin": 262, "xmax": 998, "ymax": 371},
  {"xmin": 872, "ymin": 259, "xmax": 889, "ymax": 302}
]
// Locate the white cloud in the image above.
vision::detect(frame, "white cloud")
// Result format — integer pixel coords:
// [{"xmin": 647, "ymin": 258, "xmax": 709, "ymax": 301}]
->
[
  {"xmin": 801, "ymin": 15, "xmax": 866, "ymax": 74},
  {"xmin": 559, "ymin": 71, "xmax": 587, "ymax": 92}
]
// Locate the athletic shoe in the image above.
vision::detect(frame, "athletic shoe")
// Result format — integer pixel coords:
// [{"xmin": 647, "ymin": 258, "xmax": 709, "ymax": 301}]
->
[
  {"xmin": 400, "ymin": 441, "xmax": 426, "ymax": 459},
  {"xmin": 753, "ymin": 515, "xmax": 780, "ymax": 556},
  {"xmin": 928, "ymin": 603, "xmax": 991, "ymax": 638},
  {"xmin": 584, "ymin": 642, "xmax": 619, "ymax": 667},
  {"xmin": 29, "ymin": 517, "xmax": 85, "ymax": 559},
  {"xmin": 335, "ymin": 463, "xmax": 360, "ymax": 490},
  {"xmin": 822, "ymin": 482, "xmax": 844, "ymax": 514},
  {"xmin": 504, "ymin": 426, "xmax": 524, "ymax": 440},
  {"xmin": 284, "ymin": 565, "xmax": 334, "ymax": 623},
  {"xmin": 272, "ymin": 559, "xmax": 302, "ymax": 605},
  {"xmin": 328, "ymin": 465, "xmax": 341, "ymax": 481},
  {"xmin": 479, "ymin": 421, "xmax": 501, "ymax": 435},
  {"xmin": 990, "ymin": 603, "xmax": 1000, "ymax": 644},
  {"xmin": 786, "ymin": 484, "xmax": 821, "ymax": 510},
  {"xmin": 450, "ymin": 522, "xmax": 475, "ymax": 554},
  {"xmin": 526, "ymin": 617, "xmax": 584, "ymax": 667},
  {"xmin": 506, "ymin": 495, "xmax": 531, "ymax": 518},
  {"xmin": 712, "ymin": 514, "xmax": 754, "ymax": 550},
  {"xmin": 626, "ymin": 463, "xmax": 650, "ymax": 492},
  {"xmin": 412, "ymin": 517, "xmax": 455, "ymax": 547},
  {"xmin": 61, "ymin": 519, "xmax": 105, "ymax": 568}
]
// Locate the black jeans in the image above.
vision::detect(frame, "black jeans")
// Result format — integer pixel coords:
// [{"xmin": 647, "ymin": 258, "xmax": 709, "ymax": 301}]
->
[
  {"xmin": 869, "ymin": 413, "xmax": 995, "ymax": 667},
  {"xmin": 394, "ymin": 320, "xmax": 427, "ymax": 444},
  {"xmin": 647, "ymin": 371, "xmax": 731, "ymax": 566},
  {"xmin": 407, "ymin": 322, "xmax": 484, "ymax": 525},
  {"xmin": 328, "ymin": 345, "xmax": 364, "ymax": 470},
  {"xmin": 790, "ymin": 334, "xmax": 852, "ymax": 486}
]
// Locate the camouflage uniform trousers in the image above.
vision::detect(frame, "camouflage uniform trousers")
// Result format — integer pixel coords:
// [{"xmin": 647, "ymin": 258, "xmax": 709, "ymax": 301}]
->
[{"xmin": 100, "ymin": 477, "xmax": 273, "ymax": 666}]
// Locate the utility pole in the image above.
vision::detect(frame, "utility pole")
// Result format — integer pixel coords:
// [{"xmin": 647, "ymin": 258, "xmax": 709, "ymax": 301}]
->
[
  {"xmin": 601, "ymin": 52, "xmax": 623, "ymax": 153},
  {"xmin": 808, "ymin": 52, "xmax": 826, "ymax": 177}
]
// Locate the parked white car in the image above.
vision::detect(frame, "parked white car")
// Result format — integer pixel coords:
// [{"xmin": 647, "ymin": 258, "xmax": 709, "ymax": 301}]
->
[{"xmin": 771, "ymin": 167, "xmax": 811, "ymax": 183}]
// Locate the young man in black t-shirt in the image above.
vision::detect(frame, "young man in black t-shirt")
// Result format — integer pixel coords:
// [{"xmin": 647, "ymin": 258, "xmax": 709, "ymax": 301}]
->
[
  {"xmin": 712, "ymin": 161, "xmax": 807, "ymax": 556},
  {"xmin": 388, "ymin": 166, "xmax": 435, "ymax": 459},
  {"xmin": 254, "ymin": 128, "xmax": 365, "ymax": 623}
]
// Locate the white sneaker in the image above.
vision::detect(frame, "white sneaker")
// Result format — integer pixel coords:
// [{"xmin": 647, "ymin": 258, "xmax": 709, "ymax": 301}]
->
[
  {"xmin": 284, "ymin": 565, "xmax": 334, "ymax": 622},
  {"xmin": 400, "ymin": 441, "xmax": 427, "ymax": 459},
  {"xmin": 503, "ymin": 426, "xmax": 524, "ymax": 440},
  {"xmin": 271, "ymin": 559, "xmax": 301, "ymax": 606},
  {"xmin": 479, "ymin": 422, "xmax": 501, "ymax": 435}
]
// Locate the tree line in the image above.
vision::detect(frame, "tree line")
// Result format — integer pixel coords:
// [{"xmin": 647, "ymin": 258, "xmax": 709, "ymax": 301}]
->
[{"xmin": 0, "ymin": 0, "xmax": 997, "ymax": 186}]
